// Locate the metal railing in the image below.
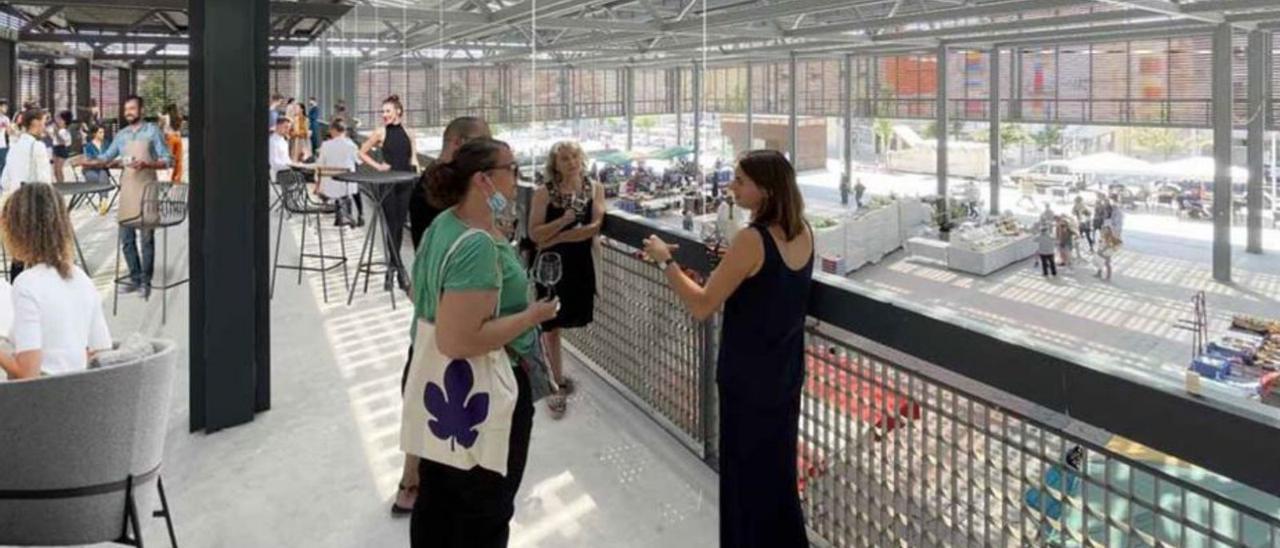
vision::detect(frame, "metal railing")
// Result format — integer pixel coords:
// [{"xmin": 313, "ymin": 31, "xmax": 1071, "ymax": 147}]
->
[{"xmin": 563, "ymin": 210, "xmax": 1280, "ymax": 547}]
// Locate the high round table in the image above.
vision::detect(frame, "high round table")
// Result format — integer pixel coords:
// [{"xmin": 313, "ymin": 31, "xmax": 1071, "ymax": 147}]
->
[
  {"xmin": 334, "ymin": 170, "xmax": 418, "ymax": 308},
  {"xmin": 54, "ymin": 181, "xmax": 117, "ymax": 272}
]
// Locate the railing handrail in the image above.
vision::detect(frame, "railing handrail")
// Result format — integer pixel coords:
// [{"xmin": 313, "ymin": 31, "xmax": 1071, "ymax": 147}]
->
[{"xmin": 605, "ymin": 210, "xmax": 1280, "ymax": 500}]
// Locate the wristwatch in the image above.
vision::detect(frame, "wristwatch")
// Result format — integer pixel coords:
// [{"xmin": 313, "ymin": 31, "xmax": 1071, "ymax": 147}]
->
[{"xmin": 657, "ymin": 258, "xmax": 674, "ymax": 271}]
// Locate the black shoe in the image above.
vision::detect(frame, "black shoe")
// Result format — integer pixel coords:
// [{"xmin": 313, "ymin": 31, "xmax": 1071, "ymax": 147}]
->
[
  {"xmin": 119, "ymin": 282, "xmax": 140, "ymax": 294},
  {"xmin": 142, "ymin": 283, "xmax": 153, "ymax": 300}
]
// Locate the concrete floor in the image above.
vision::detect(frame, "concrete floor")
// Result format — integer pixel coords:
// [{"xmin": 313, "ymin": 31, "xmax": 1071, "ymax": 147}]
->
[{"xmin": 38, "ymin": 198, "xmax": 718, "ymax": 548}]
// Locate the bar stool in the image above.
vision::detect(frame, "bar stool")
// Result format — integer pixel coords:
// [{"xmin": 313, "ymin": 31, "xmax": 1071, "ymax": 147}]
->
[
  {"xmin": 112, "ymin": 182, "xmax": 190, "ymax": 324},
  {"xmin": 270, "ymin": 170, "xmax": 350, "ymax": 303}
]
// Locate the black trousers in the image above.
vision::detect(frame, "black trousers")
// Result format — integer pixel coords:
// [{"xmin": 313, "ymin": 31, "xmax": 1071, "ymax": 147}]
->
[
  {"xmin": 1080, "ymin": 226, "xmax": 1095, "ymax": 251},
  {"xmin": 411, "ymin": 366, "xmax": 534, "ymax": 548},
  {"xmin": 380, "ymin": 182, "xmax": 413, "ymax": 280},
  {"xmin": 1039, "ymin": 254, "xmax": 1057, "ymax": 276}
]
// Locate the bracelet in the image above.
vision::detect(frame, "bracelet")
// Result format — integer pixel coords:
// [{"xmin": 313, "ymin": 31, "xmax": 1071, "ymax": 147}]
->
[{"xmin": 658, "ymin": 259, "xmax": 674, "ymax": 271}]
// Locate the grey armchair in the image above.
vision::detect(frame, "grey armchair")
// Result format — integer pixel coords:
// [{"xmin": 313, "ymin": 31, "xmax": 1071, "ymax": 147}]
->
[{"xmin": 0, "ymin": 340, "xmax": 179, "ymax": 547}]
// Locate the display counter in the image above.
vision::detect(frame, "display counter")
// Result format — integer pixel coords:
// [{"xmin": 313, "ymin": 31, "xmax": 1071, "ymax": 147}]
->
[{"xmin": 946, "ymin": 235, "xmax": 1036, "ymax": 275}]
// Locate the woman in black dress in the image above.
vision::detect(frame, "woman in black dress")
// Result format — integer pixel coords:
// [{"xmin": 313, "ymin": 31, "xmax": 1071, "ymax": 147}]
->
[
  {"xmin": 643, "ymin": 150, "xmax": 813, "ymax": 548},
  {"xmin": 357, "ymin": 95, "xmax": 420, "ymax": 291},
  {"xmin": 528, "ymin": 141, "xmax": 604, "ymax": 419}
]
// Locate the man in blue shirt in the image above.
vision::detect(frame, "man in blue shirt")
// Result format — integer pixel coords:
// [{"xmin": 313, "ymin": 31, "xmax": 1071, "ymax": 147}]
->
[
  {"xmin": 307, "ymin": 97, "xmax": 321, "ymax": 153},
  {"xmin": 94, "ymin": 95, "xmax": 173, "ymax": 297}
]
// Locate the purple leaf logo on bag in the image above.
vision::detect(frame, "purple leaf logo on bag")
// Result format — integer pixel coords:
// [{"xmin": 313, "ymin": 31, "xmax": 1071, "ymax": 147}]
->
[{"xmin": 424, "ymin": 359, "xmax": 490, "ymax": 451}]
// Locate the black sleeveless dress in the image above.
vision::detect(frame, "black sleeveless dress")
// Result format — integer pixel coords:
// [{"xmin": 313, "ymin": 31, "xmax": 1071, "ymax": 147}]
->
[
  {"xmin": 717, "ymin": 222, "xmax": 813, "ymax": 548},
  {"xmin": 535, "ymin": 190, "xmax": 596, "ymax": 330}
]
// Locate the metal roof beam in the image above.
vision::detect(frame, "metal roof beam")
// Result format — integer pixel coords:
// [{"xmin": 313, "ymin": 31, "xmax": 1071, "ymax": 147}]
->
[
  {"xmin": 19, "ymin": 6, "xmax": 62, "ymax": 33},
  {"xmin": 662, "ymin": 0, "xmax": 885, "ymax": 33},
  {"xmin": 786, "ymin": 0, "xmax": 1093, "ymax": 39},
  {"xmin": 953, "ymin": 19, "xmax": 1210, "ymax": 45},
  {"xmin": 7, "ymin": 1, "xmax": 350, "ymax": 19},
  {"xmin": 1181, "ymin": 0, "xmax": 1278, "ymax": 13}
]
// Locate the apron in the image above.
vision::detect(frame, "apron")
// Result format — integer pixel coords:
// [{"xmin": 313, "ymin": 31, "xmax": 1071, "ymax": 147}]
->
[
  {"xmin": 401, "ymin": 229, "xmax": 520, "ymax": 475},
  {"xmin": 118, "ymin": 139, "xmax": 157, "ymax": 224}
]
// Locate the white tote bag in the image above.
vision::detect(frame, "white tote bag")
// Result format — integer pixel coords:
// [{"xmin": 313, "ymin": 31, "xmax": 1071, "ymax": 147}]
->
[{"xmin": 401, "ymin": 228, "xmax": 520, "ymax": 476}]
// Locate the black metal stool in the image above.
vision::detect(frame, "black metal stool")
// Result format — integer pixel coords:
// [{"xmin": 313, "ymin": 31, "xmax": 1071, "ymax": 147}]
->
[
  {"xmin": 112, "ymin": 182, "xmax": 190, "ymax": 324},
  {"xmin": 270, "ymin": 170, "xmax": 350, "ymax": 303}
]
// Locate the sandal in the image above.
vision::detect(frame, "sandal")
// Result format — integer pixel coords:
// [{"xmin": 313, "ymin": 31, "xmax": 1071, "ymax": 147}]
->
[
  {"xmin": 557, "ymin": 376, "xmax": 576, "ymax": 396},
  {"xmin": 547, "ymin": 393, "xmax": 567, "ymax": 420},
  {"xmin": 391, "ymin": 483, "xmax": 418, "ymax": 516}
]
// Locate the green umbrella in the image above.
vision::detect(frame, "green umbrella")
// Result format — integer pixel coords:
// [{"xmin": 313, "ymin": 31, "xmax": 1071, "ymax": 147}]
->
[
  {"xmin": 650, "ymin": 146, "xmax": 694, "ymax": 160},
  {"xmin": 594, "ymin": 151, "xmax": 634, "ymax": 166}
]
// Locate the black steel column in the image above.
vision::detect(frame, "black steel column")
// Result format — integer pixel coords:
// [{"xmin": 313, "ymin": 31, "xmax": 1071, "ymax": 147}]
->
[
  {"xmin": 189, "ymin": 0, "xmax": 270, "ymax": 433},
  {"xmin": 74, "ymin": 58, "xmax": 90, "ymax": 121},
  {"xmin": 117, "ymin": 67, "xmax": 132, "ymax": 108},
  {"xmin": 39, "ymin": 64, "xmax": 53, "ymax": 109},
  {"xmin": 0, "ymin": 35, "xmax": 15, "ymax": 109}
]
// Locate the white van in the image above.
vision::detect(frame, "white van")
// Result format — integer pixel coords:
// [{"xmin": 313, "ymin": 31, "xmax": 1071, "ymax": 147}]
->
[{"xmin": 1010, "ymin": 160, "xmax": 1077, "ymax": 190}]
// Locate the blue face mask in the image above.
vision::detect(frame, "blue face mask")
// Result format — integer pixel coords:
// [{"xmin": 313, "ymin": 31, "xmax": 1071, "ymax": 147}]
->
[{"xmin": 488, "ymin": 190, "xmax": 509, "ymax": 217}]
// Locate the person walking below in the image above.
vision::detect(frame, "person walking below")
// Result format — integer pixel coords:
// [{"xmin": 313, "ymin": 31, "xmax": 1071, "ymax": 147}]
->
[
  {"xmin": 81, "ymin": 125, "xmax": 110, "ymax": 187},
  {"xmin": 1036, "ymin": 225, "xmax": 1057, "ymax": 277},
  {"xmin": 403, "ymin": 137, "xmax": 558, "ymax": 547},
  {"xmin": 643, "ymin": 150, "xmax": 813, "ymax": 548},
  {"xmin": 95, "ymin": 95, "xmax": 173, "ymax": 297},
  {"xmin": 1095, "ymin": 225, "xmax": 1120, "ymax": 282},
  {"xmin": 358, "ymin": 95, "xmax": 420, "ymax": 292},
  {"xmin": 1055, "ymin": 215, "xmax": 1074, "ymax": 268},
  {"xmin": 1073, "ymin": 195, "xmax": 1093, "ymax": 253},
  {"xmin": 528, "ymin": 141, "xmax": 604, "ymax": 419}
]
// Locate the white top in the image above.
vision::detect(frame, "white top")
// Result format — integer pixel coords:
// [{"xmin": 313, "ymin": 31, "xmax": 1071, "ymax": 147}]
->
[
  {"xmin": 11, "ymin": 264, "xmax": 112, "ymax": 376},
  {"xmin": 53, "ymin": 127, "xmax": 71, "ymax": 148},
  {"xmin": 1, "ymin": 133, "xmax": 54, "ymax": 193},
  {"xmin": 317, "ymin": 136, "xmax": 359, "ymax": 198},
  {"xmin": 269, "ymin": 133, "xmax": 292, "ymax": 183},
  {"xmin": 0, "ymin": 114, "xmax": 11, "ymax": 149}
]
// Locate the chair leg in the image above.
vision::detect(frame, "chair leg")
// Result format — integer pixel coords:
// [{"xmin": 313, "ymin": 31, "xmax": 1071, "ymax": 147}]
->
[
  {"xmin": 153, "ymin": 476, "xmax": 179, "ymax": 548},
  {"xmin": 315, "ymin": 211, "xmax": 329, "ymax": 303},
  {"xmin": 270, "ymin": 206, "xmax": 286, "ymax": 299},
  {"xmin": 339, "ymin": 219, "xmax": 350, "ymax": 293},
  {"xmin": 161, "ymin": 228, "xmax": 169, "ymax": 325},
  {"xmin": 114, "ymin": 475, "xmax": 145, "ymax": 548},
  {"xmin": 113, "ymin": 227, "xmax": 123, "ymax": 316},
  {"xmin": 297, "ymin": 208, "xmax": 308, "ymax": 286}
]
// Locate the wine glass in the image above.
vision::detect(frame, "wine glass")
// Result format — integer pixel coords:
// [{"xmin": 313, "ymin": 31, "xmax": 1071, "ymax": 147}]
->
[{"xmin": 532, "ymin": 252, "xmax": 563, "ymax": 299}]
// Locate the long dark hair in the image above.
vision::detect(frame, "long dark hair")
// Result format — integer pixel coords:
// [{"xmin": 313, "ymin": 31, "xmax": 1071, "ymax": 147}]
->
[
  {"xmin": 425, "ymin": 137, "xmax": 509, "ymax": 210},
  {"xmin": 738, "ymin": 150, "xmax": 805, "ymax": 241}
]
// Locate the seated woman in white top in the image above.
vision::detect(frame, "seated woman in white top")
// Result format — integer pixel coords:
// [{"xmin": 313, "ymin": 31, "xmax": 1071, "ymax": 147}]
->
[
  {"xmin": 0, "ymin": 183, "xmax": 111, "ymax": 380},
  {"xmin": 0, "ymin": 108, "xmax": 54, "ymax": 194}
]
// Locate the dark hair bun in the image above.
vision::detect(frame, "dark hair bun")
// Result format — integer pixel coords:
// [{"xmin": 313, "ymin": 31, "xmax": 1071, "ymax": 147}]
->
[{"xmin": 425, "ymin": 161, "xmax": 463, "ymax": 210}]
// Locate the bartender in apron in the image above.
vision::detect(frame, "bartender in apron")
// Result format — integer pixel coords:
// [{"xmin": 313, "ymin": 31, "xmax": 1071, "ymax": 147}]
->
[{"xmin": 94, "ymin": 95, "xmax": 173, "ymax": 298}]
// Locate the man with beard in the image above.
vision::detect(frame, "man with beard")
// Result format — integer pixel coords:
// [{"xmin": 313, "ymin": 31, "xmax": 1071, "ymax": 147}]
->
[{"xmin": 91, "ymin": 95, "xmax": 173, "ymax": 297}]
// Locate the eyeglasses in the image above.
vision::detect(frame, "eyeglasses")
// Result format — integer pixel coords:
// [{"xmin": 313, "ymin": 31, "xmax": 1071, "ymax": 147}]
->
[{"xmin": 486, "ymin": 162, "xmax": 520, "ymax": 179}]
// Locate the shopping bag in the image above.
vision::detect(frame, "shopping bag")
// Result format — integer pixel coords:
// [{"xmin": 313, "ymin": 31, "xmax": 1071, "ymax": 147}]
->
[{"xmin": 401, "ymin": 229, "xmax": 520, "ymax": 475}]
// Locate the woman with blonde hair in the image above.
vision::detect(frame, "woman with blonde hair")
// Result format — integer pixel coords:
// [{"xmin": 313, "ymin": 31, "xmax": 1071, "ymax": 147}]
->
[
  {"xmin": 287, "ymin": 102, "xmax": 311, "ymax": 162},
  {"xmin": 527, "ymin": 140, "xmax": 604, "ymax": 419},
  {"xmin": 0, "ymin": 182, "xmax": 111, "ymax": 380}
]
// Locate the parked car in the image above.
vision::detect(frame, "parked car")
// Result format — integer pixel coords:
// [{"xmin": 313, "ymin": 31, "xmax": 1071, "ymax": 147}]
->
[{"xmin": 1010, "ymin": 160, "xmax": 1078, "ymax": 191}]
